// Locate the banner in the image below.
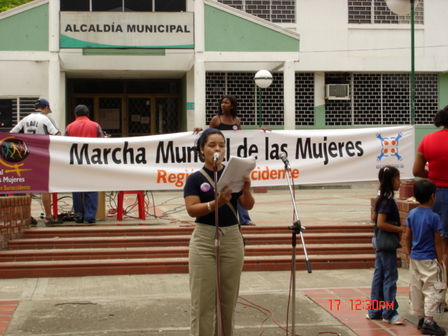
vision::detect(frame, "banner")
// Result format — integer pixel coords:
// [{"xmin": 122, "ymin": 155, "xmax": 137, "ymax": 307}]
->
[{"xmin": 0, "ymin": 127, "xmax": 414, "ymax": 194}]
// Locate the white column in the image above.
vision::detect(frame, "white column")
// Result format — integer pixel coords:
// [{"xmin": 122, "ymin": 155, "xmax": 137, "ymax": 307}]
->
[
  {"xmin": 194, "ymin": 55, "xmax": 206, "ymax": 129},
  {"xmin": 59, "ymin": 71, "xmax": 66, "ymax": 128},
  {"xmin": 283, "ymin": 60, "xmax": 296, "ymax": 130},
  {"xmin": 315, "ymin": 72, "xmax": 325, "ymax": 107},
  {"xmin": 48, "ymin": 55, "xmax": 62, "ymax": 128},
  {"xmin": 186, "ymin": 68, "xmax": 195, "ymax": 130},
  {"xmin": 194, "ymin": 0, "xmax": 205, "ymax": 53},
  {"xmin": 48, "ymin": 0, "xmax": 60, "ymax": 52},
  {"xmin": 314, "ymin": 72, "xmax": 326, "ymax": 127},
  {"xmin": 48, "ymin": 0, "xmax": 62, "ymax": 128},
  {"xmin": 192, "ymin": 0, "xmax": 206, "ymax": 128}
]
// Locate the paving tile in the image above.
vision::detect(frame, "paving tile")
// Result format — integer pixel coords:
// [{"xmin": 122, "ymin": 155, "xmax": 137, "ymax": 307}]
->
[
  {"xmin": 0, "ymin": 301, "xmax": 18, "ymax": 336},
  {"xmin": 352, "ymin": 328, "xmax": 393, "ymax": 336},
  {"xmin": 0, "ymin": 301, "xmax": 18, "ymax": 306},
  {"xmin": 0, "ymin": 306, "xmax": 16, "ymax": 313},
  {"xmin": 388, "ymin": 324, "xmax": 421, "ymax": 336},
  {"xmin": 303, "ymin": 287, "xmax": 425, "ymax": 336},
  {"xmin": 396, "ymin": 287, "xmax": 409, "ymax": 296}
]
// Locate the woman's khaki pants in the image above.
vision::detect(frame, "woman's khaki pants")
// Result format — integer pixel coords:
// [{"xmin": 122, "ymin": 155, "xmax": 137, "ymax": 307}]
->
[{"xmin": 189, "ymin": 223, "xmax": 244, "ymax": 336}]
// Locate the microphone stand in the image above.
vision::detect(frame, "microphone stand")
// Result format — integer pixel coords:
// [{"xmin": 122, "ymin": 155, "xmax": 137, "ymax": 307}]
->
[
  {"xmin": 282, "ymin": 159, "xmax": 312, "ymax": 336},
  {"xmin": 213, "ymin": 158, "xmax": 224, "ymax": 336}
]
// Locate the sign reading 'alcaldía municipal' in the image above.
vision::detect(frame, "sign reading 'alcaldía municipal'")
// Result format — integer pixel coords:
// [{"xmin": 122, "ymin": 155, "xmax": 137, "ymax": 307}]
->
[{"xmin": 60, "ymin": 12, "xmax": 194, "ymax": 49}]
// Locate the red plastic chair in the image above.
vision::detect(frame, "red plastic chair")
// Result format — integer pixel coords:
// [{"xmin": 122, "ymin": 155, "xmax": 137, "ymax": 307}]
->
[
  {"xmin": 52, "ymin": 193, "xmax": 58, "ymax": 219},
  {"xmin": 117, "ymin": 191, "xmax": 146, "ymax": 221}
]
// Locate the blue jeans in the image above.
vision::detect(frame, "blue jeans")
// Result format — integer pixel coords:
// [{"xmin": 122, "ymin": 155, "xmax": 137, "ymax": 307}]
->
[
  {"xmin": 237, "ymin": 201, "xmax": 252, "ymax": 225},
  {"xmin": 368, "ymin": 250, "xmax": 399, "ymax": 320},
  {"xmin": 73, "ymin": 192, "xmax": 98, "ymax": 222},
  {"xmin": 433, "ymin": 187, "xmax": 448, "ymax": 237}
]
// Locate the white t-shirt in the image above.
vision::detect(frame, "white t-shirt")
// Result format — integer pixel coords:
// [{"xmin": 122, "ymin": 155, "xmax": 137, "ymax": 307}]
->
[{"xmin": 10, "ymin": 112, "xmax": 60, "ymax": 135}]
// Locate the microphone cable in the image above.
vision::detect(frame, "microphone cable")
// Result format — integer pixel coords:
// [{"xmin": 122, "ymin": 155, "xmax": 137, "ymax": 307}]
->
[
  {"xmin": 213, "ymin": 158, "xmax": 226, "ymax": 336},
  {"xmin": 237, "ymin": 295, "xmax": 341, "ymax": 336}
]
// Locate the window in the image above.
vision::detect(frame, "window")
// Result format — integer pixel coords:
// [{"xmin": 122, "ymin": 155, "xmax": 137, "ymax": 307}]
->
[
  {"xmin": 61, "ymin": 0, "xmax": 89, "ymax": 11},
  {"xmin": 348, "ymin": 0, "xmax": 424, "ymax": 25},
  {"xmin": 325, "ymin": 73, "xmax": 437, "ymax": 126},
  {"xmin": 218, "ymin": 0, "xmax": 295, "ymax": 23},
  {"xmin": 0, "ymin": 97, "xmax": 39, "ymax": 132},
  {"xmin": 92, "ymin": 0, "xmax": 122, "ymax": 12},
  {"xmin": 60, "ymin": 0, "xmax": 185, "ymax": 12},
  {"xmin": 155, "ymin": 0, "xmax": 186, "ymax": 12},
  {"xmin": 124, "ymin": 0, "xmax": 152, "ymax": 12}
]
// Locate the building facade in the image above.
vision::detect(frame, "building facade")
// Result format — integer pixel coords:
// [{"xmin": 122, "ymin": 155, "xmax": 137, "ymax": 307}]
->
[{"xmin": 0, "ymin": 0, "xmax": 447, "ymax": 143}]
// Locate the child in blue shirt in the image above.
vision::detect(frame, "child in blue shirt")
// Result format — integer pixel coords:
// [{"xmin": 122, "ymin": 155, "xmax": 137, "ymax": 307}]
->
[{"xmin": 406, "ymin": 179, "xmax": 446, "ymax": 336}]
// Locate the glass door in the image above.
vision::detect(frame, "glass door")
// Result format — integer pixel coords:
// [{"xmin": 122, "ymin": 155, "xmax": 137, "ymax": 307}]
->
[
  {"xmin": 98, "ymin": 97, "xmax": 122, "ymax": 137},
  {"xmin": 127, "ymin": 97, "xmax": 152, "ymax": 136},
  {"xmin": 156, "ymin": 97, "xmax": 178, "ymax": 134}
]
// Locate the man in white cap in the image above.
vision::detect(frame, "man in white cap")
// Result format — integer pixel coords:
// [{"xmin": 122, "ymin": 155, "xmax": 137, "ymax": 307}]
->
[{"xmin": 10, "ymin": 98, "xmax": 61, "ymax": 225}]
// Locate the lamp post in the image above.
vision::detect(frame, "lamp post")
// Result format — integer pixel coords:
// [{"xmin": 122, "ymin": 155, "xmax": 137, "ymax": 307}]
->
[
  {"xmin": 254, "ymin": 70, "xmax": 273, "ymax": 128},
  {"xmin": 385, "ymin": 0, "xmax": 416, "ymax": 124}
]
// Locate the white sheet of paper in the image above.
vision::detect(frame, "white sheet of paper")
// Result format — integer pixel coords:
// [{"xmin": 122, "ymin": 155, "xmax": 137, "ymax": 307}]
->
[{"xmin": 217, "ymin": 156, "xmax": 256, "ymax": 193}]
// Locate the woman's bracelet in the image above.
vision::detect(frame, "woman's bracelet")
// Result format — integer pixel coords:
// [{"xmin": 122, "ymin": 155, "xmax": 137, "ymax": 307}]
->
[{"xmin": 206, "ymin": 202, "xmax": 212, "ymax": 212}]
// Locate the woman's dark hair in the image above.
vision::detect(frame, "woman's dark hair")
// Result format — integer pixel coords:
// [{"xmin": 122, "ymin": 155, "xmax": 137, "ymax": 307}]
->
[
  {"xmin": 195, "ymin": 128, "xmax": 224, "ymax": 160},
  {"xmin": 218, "ymin": 95, "xmax": 238, "ymax": 118},
  {"xmin": 434, "ymin": 105, "xmax": 448, "ymax": 128},
  {"xmin": 374, "ymin": 166, "xmax": 400, "ymax": 221},
  {"xmin": 413, "ymin": 179, "xmax": 436, "ymax": 204}
]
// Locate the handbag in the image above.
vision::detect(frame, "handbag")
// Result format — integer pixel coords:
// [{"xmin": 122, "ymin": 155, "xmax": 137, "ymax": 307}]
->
[{"xmin": 374, "ymin": 227, "xmax": 401, "ymax": 251}]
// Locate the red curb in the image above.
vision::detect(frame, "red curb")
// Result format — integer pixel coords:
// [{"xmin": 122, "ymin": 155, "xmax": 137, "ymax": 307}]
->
[{"xmin": 0, "ymin": 301, "xmax": 18, "ymax": 336}]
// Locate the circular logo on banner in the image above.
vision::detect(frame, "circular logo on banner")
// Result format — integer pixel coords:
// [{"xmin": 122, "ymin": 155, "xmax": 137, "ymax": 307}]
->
[
  {"xmin": 0, "ymin": 138, "xmax": 30, "ymax": 163},
  {"xmin": 232, "ymin": 125, "xmax": 238, "ymax": 131},
  {"xmin": 200, "ymin": 182, "xmax": 211, "ymax": 193}
]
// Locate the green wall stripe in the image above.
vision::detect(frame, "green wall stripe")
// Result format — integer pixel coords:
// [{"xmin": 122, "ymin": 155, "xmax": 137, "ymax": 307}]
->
[
  {"xmin": 0, "ymin": 4, "xmax": 48, "ymax": 51},
  {"xmin": 439, "ymin": 73, "xmax": 448, "ymax": 109},
  {"xmin": 61, "ymin": 34, "xmax": 193, "ymax": 49},
  {"xmin": 83, "ymin": 48, "xmax": 165, "ymax": 55},
  {"xmin": 314, "ymin": 104, "xmax": 325, "ymax": 128},
  {"xmin": 204, "ymin": 5, "xmax": 299, "ymax": 52}
]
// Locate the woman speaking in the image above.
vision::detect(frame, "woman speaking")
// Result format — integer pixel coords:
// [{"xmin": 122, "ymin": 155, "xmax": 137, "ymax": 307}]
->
[{"xmin": 184, "ymin": 128, "xmax": 254, "ymax": 335}]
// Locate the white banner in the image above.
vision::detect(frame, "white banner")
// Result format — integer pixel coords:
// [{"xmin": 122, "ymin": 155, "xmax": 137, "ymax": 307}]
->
[{"xmin": 47, "ymin": 127, "xmax": 414, "ymax": 192}]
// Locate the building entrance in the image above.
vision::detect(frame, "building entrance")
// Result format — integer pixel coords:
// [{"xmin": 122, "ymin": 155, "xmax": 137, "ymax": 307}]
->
[{"xmin": 66, "ymin": 79, "xmax": 182, "ymax": 137}]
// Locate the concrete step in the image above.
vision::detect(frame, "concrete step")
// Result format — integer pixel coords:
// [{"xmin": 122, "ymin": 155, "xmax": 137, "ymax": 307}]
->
[
  {"xmin": 0, "ymin": 225, "xmax": 377, "ymax": 278},
  {"xmin": 0, "ymin": 244, "xmax": 374, "ymax": 262},
  {"xmin": 22, "ymin": 224, "xmax": 374, "ymax": 239},
  {"xmin": 0, "ymin": 254, "xmax": 380, "ymax": 279},
  {"xmin": 7, "ymin": 233, "xmax": 373, "ymax": 250}
]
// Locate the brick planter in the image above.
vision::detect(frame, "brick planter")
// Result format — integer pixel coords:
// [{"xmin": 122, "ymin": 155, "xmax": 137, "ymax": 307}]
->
[{"xmin": 0, "ymin": 195, "xmax": 31, "ymax": 249}]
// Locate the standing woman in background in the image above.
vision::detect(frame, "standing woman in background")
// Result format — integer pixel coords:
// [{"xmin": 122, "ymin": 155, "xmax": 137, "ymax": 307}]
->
[
  {"xmin": 413, "ymin": 106, "xmax": 448, "ymax": 285},
  {"xmin": 203, "ymin": 95, "xmax": 255, "ymax": 225},
  {"xmin": 209, "ymin": 95, "xmax": 241, "ymax": 131},
  {"xmin": 184, "ymin": 128, "xmax": 254, "ymax": 335}
]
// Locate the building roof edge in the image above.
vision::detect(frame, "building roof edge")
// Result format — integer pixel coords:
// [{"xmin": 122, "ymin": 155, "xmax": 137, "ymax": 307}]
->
[{"xmin": 0, "ymin": 0, "xmax": 48, "ymax": 20}]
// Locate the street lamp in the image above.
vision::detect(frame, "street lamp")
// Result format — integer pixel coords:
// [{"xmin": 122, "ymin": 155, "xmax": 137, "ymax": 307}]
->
[
  {"xmin": 254, "ymin": 70, "xmax": 273, "ymax": 128},
  {"xmin": 385, "ymin": 0, "xmax": 416, "ymax": 124}
]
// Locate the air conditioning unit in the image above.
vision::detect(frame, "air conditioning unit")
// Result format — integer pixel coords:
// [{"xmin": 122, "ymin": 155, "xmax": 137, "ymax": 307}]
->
[{"xmin": 325, "ymin": 84, "xmax": 350, "ymax": 100}]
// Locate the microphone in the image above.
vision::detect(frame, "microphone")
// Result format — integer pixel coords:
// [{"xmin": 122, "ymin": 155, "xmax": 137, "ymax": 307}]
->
[
  {"xmin": 213, "ymin": 152, "xmax": 221, "ymax": 163},
  {"xmin": 279, "ymin": 152, "xmax": 290, "ymax": 169}
]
